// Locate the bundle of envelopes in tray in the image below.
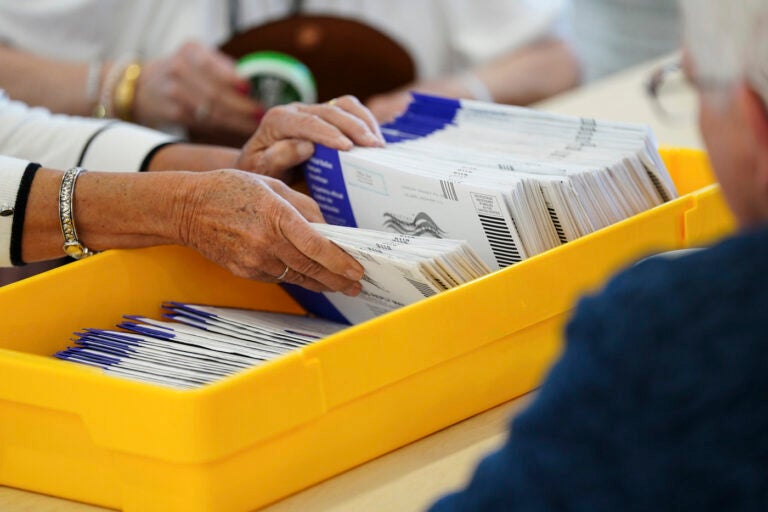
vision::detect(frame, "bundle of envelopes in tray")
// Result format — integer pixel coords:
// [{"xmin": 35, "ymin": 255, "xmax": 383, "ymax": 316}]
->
[
  {"xmin": 302, "ymin": 223, "xmax": 491, "ymax": 324},
  {"xmin": 55, "ymin": 303, "xmax": 348, "ymax": 389},
  {"xmin": 303, "ymin": 93, "xmax": 678, "ymax": 271}
]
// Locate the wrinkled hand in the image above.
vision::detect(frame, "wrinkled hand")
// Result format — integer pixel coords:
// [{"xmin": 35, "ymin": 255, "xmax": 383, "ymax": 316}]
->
[
  {"xmin": 134, "ymin": 41, "xmax": 261, "ymax": 135},
  {"xmin": 235, "ymin": 95, "xmax": 386, "ymax": 178},
  {"xmin": 178, "ymin": 169, "xmax": 364, "ymax": 295}
]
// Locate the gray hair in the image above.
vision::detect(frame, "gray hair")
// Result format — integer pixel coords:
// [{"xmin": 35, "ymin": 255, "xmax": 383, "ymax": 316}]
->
[{"xmin": 681, "ymin": 0, "xmax": 768, "ymax": 107}]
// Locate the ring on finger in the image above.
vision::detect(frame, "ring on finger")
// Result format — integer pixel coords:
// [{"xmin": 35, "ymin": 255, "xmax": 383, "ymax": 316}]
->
[
  {"xmin": 276, "ymin": 265, "xmax": 290, "ymax": 281},
  {"xmin": 326, "ymin": 97, "xmax": 339, "ymax": 107},
  {"xmin": 195, "ymin": 102, "xmax": 211, "ymax": 122}
]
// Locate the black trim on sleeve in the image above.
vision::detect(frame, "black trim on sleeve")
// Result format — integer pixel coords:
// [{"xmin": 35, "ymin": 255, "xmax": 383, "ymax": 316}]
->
[
  {"xmin": 76, "ymin": 121, "xmax": 118, "ymax": 167},
  {"xmin": 139, "ymin": 141, "xmax": 181, "ymax": 172},
  {"xmin": 10, "ymin": 162, "xmax": 42, "ymax": 266}
]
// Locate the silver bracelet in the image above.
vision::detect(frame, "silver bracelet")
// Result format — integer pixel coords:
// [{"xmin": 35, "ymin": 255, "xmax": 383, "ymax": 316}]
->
[
  {"xmin": 59, "ymin": 167, "xmax": 95, "ymax": 260},
  {"xmin": 95, "ymin": 56, "xmax": 132, "ymax": 118}
]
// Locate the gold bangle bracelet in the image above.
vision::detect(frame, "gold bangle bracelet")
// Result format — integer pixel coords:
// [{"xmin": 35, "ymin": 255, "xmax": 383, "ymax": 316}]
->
[{"xmin": 113, "ymin": 62, "xmax": 142, "ymax": 122}]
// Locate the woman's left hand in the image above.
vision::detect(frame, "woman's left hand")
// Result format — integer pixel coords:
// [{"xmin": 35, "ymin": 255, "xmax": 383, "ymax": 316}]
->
[{"xmin": 235, "ymin": 95, "xmax": 385, "ymax": 178}]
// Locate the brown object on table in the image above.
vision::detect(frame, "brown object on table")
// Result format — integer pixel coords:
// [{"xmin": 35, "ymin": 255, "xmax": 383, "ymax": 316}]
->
[{"xmin": 190, "ymin": 14, "xmax": 416, "ymax": 147}]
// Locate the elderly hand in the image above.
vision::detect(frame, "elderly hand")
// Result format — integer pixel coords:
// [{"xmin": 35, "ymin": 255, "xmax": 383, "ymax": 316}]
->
[
  {"xmin": 177, "ymin": 169, "xmax": 364, "ymax": 294},
  {"xmin": 235, "ymin": 95, "xmax": 386, "ymax": 178},
  {"xmin": 133, "ymin": 41, "xmax": 262, "ymax": 135},
  {"xmin": 21, "ymin": 167, "xmax": 363, "ymax": 295}
]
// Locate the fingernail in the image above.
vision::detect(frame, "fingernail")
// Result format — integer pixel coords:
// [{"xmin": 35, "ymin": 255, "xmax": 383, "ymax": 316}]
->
[
  {"xmin": 345, "ymin": 267, "xmax": 364, "ymax": 281},
  {"xmin": 337, "ymin": 137, "xmax": 354, "ymax": 150},
  {"xmin": 236, "ymin": 82, "xmax": 251, "ymax": 95},
  {"xmin": 343, "ymin": 282, "xmax": 363, "ymax": 297},
  {"xmin": 364, "ymin": 133, "xmax": 380, "ymax": 146},
  {"xmin": 297, "ymin": 141, "xmax": 314, "ymax": 158},
  {"xmin": 253, "ymin": 109, "xmax": 265, "ymax": 123}
]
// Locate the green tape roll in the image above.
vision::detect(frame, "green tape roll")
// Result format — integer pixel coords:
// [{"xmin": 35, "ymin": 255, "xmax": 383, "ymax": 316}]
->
[{"xmin": 236, "ymin": 51, "xmax": 317, "ymax": 107}]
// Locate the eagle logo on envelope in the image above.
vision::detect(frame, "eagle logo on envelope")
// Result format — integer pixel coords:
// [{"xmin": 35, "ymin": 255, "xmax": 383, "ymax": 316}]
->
[{"xmin": 382, "ymin": 212, "xmax": 446, "ymax": 238}]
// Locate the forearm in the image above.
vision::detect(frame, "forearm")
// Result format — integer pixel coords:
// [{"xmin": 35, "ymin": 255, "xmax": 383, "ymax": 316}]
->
[
  {"xmin": 21, "ymin": 167, "xmax": 191, "ymax": 262},
  {"xmin": 473, "ymin": 37, "xmax": 581, "ymax": 105},
  {"xmin": 378, "ymin": 37, "xmax": 580, "ymax": 118},
  {"xmin": 13, "ymin": 165, "xmax": 363, "ymax": 294},
  {"xmin": 0, "ymin": 45, "xmax": 98, "ymax": 116},
  {"xmin": 146, "ymin": 143, "xmax": 239, "ymax": 172}
]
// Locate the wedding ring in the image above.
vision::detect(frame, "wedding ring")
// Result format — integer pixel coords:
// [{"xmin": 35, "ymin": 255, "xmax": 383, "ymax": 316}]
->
[
  {"xmin": 327, "ymin": 97, "xmax": 339, "ymax": 107},
  {"xmin": 195, "ymin": 102, "xmax": 210, "ymax": 122},
  {"xmin": 276, "ymin": 265, "xmax": 290, "ymax": 281}
]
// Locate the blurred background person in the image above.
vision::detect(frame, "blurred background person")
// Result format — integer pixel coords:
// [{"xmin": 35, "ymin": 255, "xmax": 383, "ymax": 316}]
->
[
  {"xmin": 225, "ymin": 0, "xmax": 575, "ymax": 122},
  {"xmin": 0, "ymin": 0, "xmax": 576, "ymax": 137},
  {"xmin": 0, "ymin": 0, "xmax": 682, "ymax": 140},
  {"xmin": 222, "ymin": 0, "xmax": 682, "ymax": 120}
]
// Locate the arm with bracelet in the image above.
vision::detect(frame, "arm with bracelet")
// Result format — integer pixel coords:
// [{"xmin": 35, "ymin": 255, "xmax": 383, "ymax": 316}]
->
[
  {"xmin": 0, "ymin": 46, "xmax": 149, "ymax": 122},
  {"xmin": 0, "ymin": 92, "xmax": 387, "ymax": 294},
  {"xmin": 0, "ymin": 41, "xmax": 264, "ymax": 135}
]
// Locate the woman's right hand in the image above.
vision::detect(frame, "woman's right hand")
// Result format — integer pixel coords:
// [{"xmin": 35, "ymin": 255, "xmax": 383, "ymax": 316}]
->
[
  {"xmin": 21, "ymin": 167, "xmax": 362, "ymax": 297},
  {"xmin": 176, "ymin": 169, "xmax": 364, "ymax": 295}
]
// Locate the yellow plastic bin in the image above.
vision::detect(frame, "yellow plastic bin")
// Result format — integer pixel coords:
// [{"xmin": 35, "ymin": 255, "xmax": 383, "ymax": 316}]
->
[{"xmin": 0, "ymin": 149, "xmax": 734, "ymax": 511}]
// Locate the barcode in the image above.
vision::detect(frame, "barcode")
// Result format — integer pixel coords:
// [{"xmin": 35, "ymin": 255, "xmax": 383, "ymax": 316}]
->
[
  {"xmin": 405, "ymin": 277, "xmax": 437, "ymax": 298},
  {"xmin": 478, "ymin": 214, "xmax": 521, "ymax": 267},
  {"xmin": 547, "ymin": 206, "xmax": 568, "ymax": 244},
  {"xmin": 440, "ymin": 180, "xmax": 459, "ymax": 201}
]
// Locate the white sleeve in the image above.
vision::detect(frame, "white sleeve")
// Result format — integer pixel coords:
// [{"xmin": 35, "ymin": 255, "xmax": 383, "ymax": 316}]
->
[
  {"xmin": 0, "ymin": 92, "xmax": 177, "ymax": 171},
  {"xmin": 0, "ymin": 91, "xmax": 179, "ymax": 267},
  {"xmin": 0, "ymin": 155, "xmax": 33, "ymax": 267}
]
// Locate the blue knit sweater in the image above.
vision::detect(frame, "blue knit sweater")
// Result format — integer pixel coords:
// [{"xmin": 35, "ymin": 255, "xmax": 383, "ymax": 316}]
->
[{"xmin": 429, "ymin": 227, "xmax": 768, "ymax": 511}]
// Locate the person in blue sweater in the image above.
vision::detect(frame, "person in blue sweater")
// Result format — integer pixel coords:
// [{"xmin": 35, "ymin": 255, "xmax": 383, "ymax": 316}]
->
[{"xmin": 429, "ymin": 1, "xmax": 768, "ymax": 510}]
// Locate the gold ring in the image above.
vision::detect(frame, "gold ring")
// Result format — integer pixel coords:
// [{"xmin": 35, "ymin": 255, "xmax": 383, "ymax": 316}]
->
[
  {"xmin": 327, "ymin": 98, "xmax": 338, "ymax": 107},
  {"xmin": 276, "ymin": 265, "xmax": 290, "ymax": 281}
]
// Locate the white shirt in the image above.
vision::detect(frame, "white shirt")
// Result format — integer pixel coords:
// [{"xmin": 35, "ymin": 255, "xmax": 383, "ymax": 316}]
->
[
  {"xmin": 0, "ymin": 0, "xmax": 226, "ymax": 61},
  {"xmin": 0, "ymin": 92, "xmax": 174, "ymax": 266},
  {"xmin": 0, "ymin": 0, "xmax": 563, "ymax": 79}
]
